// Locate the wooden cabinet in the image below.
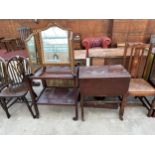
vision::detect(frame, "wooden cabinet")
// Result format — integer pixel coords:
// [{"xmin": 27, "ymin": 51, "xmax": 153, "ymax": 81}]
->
[
  {"xmin": 73, "ymin": 33, "xmax": 81, "ymax": 50},
  {"xmin": 73, "ymin": 40, "xmax": 81, "ymax": 50}
]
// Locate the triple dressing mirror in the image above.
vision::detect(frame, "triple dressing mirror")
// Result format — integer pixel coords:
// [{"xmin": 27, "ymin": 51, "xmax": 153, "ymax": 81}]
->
[
  {"xmin": 25, "ymin": 34, "xmax": 37, "ymax": 64},
  {"xmin": 25, "ymin": 23, "xmax": 74, "ymax": 73}
]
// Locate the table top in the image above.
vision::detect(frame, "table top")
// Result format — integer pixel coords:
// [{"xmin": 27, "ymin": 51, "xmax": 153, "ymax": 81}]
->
[{"xmin": 79, "ymin": 65, "xmax": 131, "ymax": 79}]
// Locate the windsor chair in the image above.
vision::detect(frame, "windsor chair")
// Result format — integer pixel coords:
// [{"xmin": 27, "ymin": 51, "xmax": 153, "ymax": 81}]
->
[{"xmin": 0, "ymin": 56, "xmax": 36, "ymax": 118}]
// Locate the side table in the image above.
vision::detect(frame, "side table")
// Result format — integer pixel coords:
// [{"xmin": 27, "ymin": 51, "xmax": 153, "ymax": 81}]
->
[
  {"xmin": 29, "ymin": 66, "xmax": 79, "ymax": 120},
  {"xmin": 79, "ymin": 65, "xmax": 131, "ymax": 121}
]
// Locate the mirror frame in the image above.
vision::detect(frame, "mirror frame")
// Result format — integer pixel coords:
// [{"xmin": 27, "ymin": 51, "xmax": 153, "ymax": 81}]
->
[
  {"xmin": 37, "ymin": 23, "xmax": 74, "ymax": 69},
  {"xmin": 25, "ymin": 32, "xmax": 38, "ymax": 64}
]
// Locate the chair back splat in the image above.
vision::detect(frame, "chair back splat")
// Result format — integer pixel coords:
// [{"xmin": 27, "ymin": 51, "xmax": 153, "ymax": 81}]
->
[
  {"xmin": 123, "ymin": 43, "xmax": 151, "ymax": 78},
  {"xmin": 0, "ymin": 57, "xmax": 7, "ymax": 89},
  {"xmin": 0, "ymin": 56, "xmax": 35, "ymax": 118},
  {"xmin": 7, "ymin": 56, "xmax": 31, "ymax": 86},
  {"xmin": 124, "ymin": 43, "xmax": 155, "ymax": 117}
]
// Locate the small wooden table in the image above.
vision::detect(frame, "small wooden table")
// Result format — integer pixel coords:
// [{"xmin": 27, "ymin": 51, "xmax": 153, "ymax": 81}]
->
[
  {"xmin": 29, "ymin": 66, "xmax": 79, "ymax": 120},
  {"xmin": 79, "ymin": 65, "xmax": 131, "ymax": 121}
]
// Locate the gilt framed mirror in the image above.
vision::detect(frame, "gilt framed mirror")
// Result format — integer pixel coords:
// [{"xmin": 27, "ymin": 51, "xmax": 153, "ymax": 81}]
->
[
  {"xmin": 38, "ymin": 23, "xmax": 74, "ymax": 69},
  {"xmin": 25, "ymin": 33, "xmax": 38, "ymax": 64},
  {"xmin": 25, "ymin": 23, "xmax": 75, "ymax": 74}
]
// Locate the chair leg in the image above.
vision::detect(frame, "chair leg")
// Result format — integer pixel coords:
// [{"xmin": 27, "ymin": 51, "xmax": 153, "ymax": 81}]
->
[
  {"xmin": 32, "ymin": 102, "xmax": 40, "ymax": 118},
  {"xmin": 22, "ymin": 97, "xmax": 35, "ymax": 118},
  {"xmin": 80, "ymin": 95, "xmax": 85, "ymax": 121},
  {"xmin": 148, "ymin": 97, "xmax": 155, "ymax": 117},
  {"xmin": 119, "ymin": 94, "xmax": 127, "ymax": 121},
  {"xmin": 0, "ymin": 99, "xmax": 11, "ymax": 119}
]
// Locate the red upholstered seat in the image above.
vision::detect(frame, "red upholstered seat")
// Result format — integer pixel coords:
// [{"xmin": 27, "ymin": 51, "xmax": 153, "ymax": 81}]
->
[{"xmin": 82, "ymin": 36, "xmax": 111, "ymax": 50}]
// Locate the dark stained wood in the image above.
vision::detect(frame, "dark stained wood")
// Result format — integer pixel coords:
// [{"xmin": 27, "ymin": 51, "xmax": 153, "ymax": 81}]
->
[
  {"xmin": 83, "ymin": 101, "xmax": 119, "ymax": 109},
  {"xmin": 79, "ymin": 65, "xmax": 130, "ymax": 79},
  {"xmin": 31, "ymin": 66, "xmax": 77, "ymax": 80},
  {"xmin": 36, "ymin": 87, "xmax": 79, "ymax": 105},
  {"xmin": 147, "ymin": 97, "xmax": 155, "ymax": 117},
  {"xmin": 0, "ymin": 83, "xmax": 28, "ymax": 97},
  {"xmin": 79, "ymin": 65, "xmax": 131, "ymax": 121},
  {"xmin": 80, "ymin": 78, "xmax": 130, "ymax": 96},
  {"xmin": 0, "ymin": 56, "xmax": 36, "ymax": 118},
  {"xmin": 30, "ymin": 65, "xmax": 79, "ymax": 120}
]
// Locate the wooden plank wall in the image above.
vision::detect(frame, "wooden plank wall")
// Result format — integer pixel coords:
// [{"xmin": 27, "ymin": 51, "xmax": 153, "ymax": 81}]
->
[
  {"xmin": 112, "ymin": 19, "xmax": 155, "ymax": 43},
  {"xmin": 0, "ymin": 19, "xmax": 155, "ymax": 44}
]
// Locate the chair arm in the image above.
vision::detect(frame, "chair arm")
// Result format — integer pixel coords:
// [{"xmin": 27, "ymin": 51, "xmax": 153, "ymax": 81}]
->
[
  {"xmin": 101, "ymin": 36, "xmax": 111, "ymax": 48},
  {"xmin": 82, "ymin": 38, "xmax": 91, "ymax": 50}
]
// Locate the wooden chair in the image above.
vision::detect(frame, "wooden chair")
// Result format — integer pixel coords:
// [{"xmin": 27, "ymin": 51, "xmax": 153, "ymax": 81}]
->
[
  {"xmin": 0, "ymin": 56, "xmax": 36, "ymax": 118},
  {"xmin": 123, "ymin": 43, "xmax": 155, "ymax": 117},
  {"xmin": 0, "ymin": 57, "xmax": 7, "ymax": 90},
  {"xmin": 0, "ymin": 57, "xmax": 11, "ymax": 117}
]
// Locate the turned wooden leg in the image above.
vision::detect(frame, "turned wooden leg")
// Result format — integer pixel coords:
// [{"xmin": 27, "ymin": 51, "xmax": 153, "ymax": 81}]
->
[
  {"xmin": 152, "ymin": 111, "xmax": 155, "ymax": 117},
  {"xmin": 28, "ymin": 77, "xmax": 40, "ymax": 118},
  {"xmin": 148, "ymin": 97, "xmax": 155, "ymax": 117},
  {"xmin": 0, "ymin": 99, "xmax": 11, "ymax": 119},
  {"xmin": 23, "ymin": 97, "xmax": 35, "ymax": 118},
  {"xmin": 80, "ymin": 95, "xmax": 85, "ymax": 121},
  {"xmin": 119, "ymin": 94, "xmax": 127, "ymax": 121}
]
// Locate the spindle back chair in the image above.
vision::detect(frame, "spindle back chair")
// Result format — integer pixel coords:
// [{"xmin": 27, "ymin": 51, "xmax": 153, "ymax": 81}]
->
[
  {"xmin": 0, "ymin": 57, "xmax": 7, "ymax": 90},
  {"xmin": 123, "ymin": 43, "xmax": 155, "ymax": 117},
  {"xmin": 123, "ymin": 43, "xmax": 149, "ymax": 78},
  {"xmin": 0, "ymin": 56, "xmax": 35, "ymax": 118}
]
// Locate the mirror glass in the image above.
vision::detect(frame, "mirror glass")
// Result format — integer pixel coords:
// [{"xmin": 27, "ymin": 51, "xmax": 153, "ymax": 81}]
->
[
  {"xmin": 41, "ymin": 26, "xmax": 69, "ymax": 64},
  {"xmin": 26, "ymin": 35, "xmax": 37, "ymax": 63}
]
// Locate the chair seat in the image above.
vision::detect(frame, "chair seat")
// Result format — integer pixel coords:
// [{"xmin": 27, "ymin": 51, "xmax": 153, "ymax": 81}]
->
[
  {"xmin": 128, "ymin": 78, "xmax": 155, "ymax": 96},
  {"xmin": 0, "ymin": 83, "xmax": 28, "ymax": 97}
]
